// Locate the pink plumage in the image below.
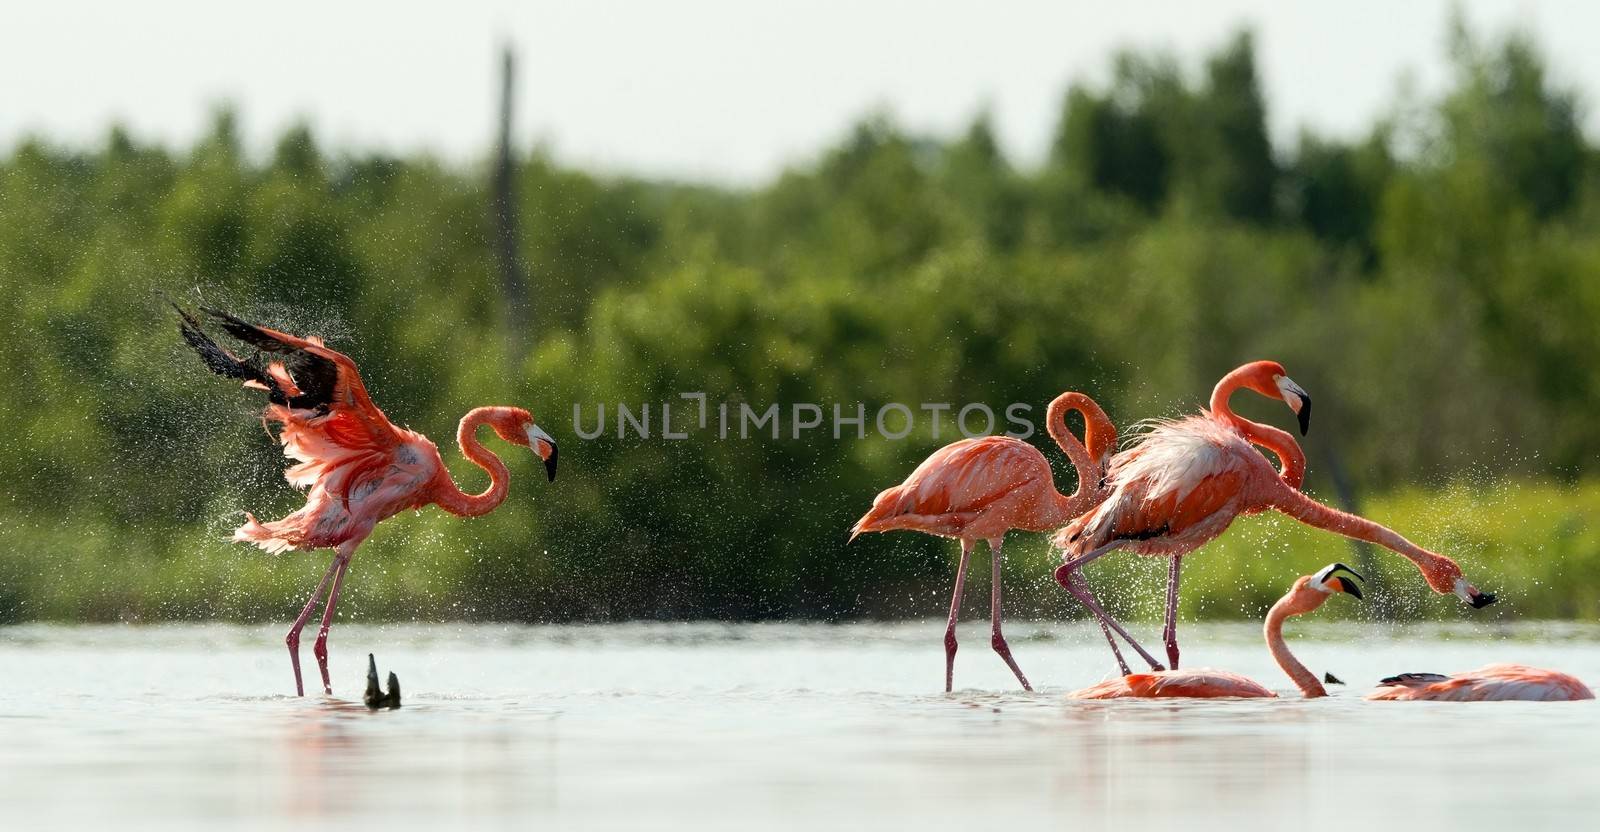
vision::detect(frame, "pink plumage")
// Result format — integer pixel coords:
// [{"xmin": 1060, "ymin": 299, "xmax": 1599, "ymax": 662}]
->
[
  {"xmin": 1368, "ymin": 664, "xmax": 1595, "ymax": 702},
  {"xmin": 1068, "ymin": 668, "xmax": 1277, "ymax": 699},
  {"xmin": 851, "ymin": 392, "xmax": 1116, "ymax": 692},
  {"xmin": 177, "ymin": 305, "xmax": 557, "ymax": 697},
  {"xmin": 1051, "ymin": 361, "xmax": 1495, "ymax": 677}
]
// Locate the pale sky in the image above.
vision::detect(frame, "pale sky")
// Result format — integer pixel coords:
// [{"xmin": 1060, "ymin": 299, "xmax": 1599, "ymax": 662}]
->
[{"xmin": 3, "ymin": 1, "xmax": 1594, "ymax": 184}]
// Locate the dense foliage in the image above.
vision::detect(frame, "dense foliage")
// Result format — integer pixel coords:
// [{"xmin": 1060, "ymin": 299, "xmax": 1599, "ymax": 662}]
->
[{"xmin": 3, "ymin": 24, "xmax": 1599, "ymax": 623}]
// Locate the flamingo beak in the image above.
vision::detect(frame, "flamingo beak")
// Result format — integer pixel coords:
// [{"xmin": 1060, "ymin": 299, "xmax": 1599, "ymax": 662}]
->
[
  {"xmin": 526, "ymin": 423, "xmax": 558, "ymax": 482},
  {"xmin": 1314, "ymin": 562, "xmax": 1364, "ymax": 598},
  {"xmin": 1274, "ymin": 375, "xmax": 1312, "ymax": 436},
  {"xmin": 1454, "ymin": 578, "xmax": 1497, "ymax": 609}
]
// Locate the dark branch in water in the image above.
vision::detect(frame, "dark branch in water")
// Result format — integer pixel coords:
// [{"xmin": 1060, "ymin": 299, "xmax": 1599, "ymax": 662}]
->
[{"xmin": 364, "ymin": 654, "xmax": 401, "ymax": 710}]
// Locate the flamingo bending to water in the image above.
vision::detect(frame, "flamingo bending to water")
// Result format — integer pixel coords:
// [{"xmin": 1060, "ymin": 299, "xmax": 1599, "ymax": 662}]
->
[
  {"xmin": 852, "ymin": 392, "xmax": 1117, "ymax": 691},
  {"xmin": 1068, "ymin": 562, "xmax": 1365, "ymax": 699},
  {"xmin": 1069, "ymin": 562, "xmax": 1593, "ymax": 702},
  {"xmin": 1053, "ymin": 361, "xmax": 1496, "ymax": 674},
  {"xmin": 176, "ymin": 306, "xmax": 557, "ymax": 696}
]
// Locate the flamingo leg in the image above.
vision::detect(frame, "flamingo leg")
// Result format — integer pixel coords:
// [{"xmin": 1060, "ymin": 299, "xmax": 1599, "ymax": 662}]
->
[
  {"xmin": 1163, "ymin": 556, "xmax": 1183, "ymax": 670},
  {"xmin": 986, "ymin": 538, "xmax": 1031, "ymax": 691},
  {"xmin": 1054, "ymin": 542, "xmax": 1164, "ymax": 672},
  {"xmin": 1077, "ymin": 573, "xmax": 1133, "ymax": 676},
  {"xmin": 944, "ymin": 539, "xmax": 974, "ymax": 693},
  {"xmin": 308, "ymin": 550, "xmax": 353, "ymax": 697},
  {"xmin": 1060, "ymin": 571, "xmax": 1165, "ymax": 671},
  {"xmin": 312, "ymin": 552, "xmax": 352, "ymax": 696},
  {"xmin": 285, "ymin": 555, "xmax": 343, "ymax": 697}
]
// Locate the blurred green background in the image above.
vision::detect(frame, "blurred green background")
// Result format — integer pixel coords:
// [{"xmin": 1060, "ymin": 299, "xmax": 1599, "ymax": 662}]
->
[{"xmin": 3, "ymin": 21, "xmax": 1599, "ymax": 625}]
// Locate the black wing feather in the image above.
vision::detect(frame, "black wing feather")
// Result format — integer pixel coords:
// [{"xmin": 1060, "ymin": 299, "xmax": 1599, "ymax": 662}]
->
[{"xmin": 175, "ymin": 304, "xmax": 339, "ymax": 410}]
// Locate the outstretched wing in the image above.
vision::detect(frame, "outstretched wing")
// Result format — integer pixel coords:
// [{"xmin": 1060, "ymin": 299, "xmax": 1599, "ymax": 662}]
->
[{"xmin": 176, "ymin": 305, "xmax": 405, "ymax": 500}]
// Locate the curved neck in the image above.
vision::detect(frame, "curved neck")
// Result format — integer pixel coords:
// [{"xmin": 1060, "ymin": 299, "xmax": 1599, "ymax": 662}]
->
[
  {"xmin": 1045, "ymin": 392, "xmax": 1116, "ymax": 516},
  {"xmin": 1264, "ymin": 589, "xmax": 1328, "ymax": 698},
  {"xmin": 1270, "ymin": 487, "xmax": 1462, "ymax": 595},
  {"xmin": 1209, "ymin": 369, "xmax": 1305, "ymax": 488},
  {"xmin": 431, "ymin": 408, "xmax": 512, "ymax": 518},
  {"xmin": 1244, "ymin": 422, "xmax": 1306, "ymax": 489}
]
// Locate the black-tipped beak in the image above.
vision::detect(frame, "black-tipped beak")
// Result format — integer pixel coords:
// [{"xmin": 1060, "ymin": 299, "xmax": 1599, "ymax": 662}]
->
[
  {"xmin": 1330, "ymin": 562, "xmax": 1366, "ymax": 582},
  {"xmin": 526, "ymin": 424, "xmax": 557, "ymax": 482},
  {"xmin": 1334, "ymin": 575, "xmax": 1363, "ymax": 599},
  {"xmin": 1274, "ymin": 376, "xmax": 1312, "ymax": 435},
  {"xmin": 1469, "ymin": 591, "xmax": 1497, "ymax": 609}
]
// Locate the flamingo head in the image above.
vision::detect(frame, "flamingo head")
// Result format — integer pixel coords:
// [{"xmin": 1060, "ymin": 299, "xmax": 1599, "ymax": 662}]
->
[
  {"xmin": 1309, "ymin": 562, "xmax": 1365, "ymax": 600},
  {"xmin": 1277, "ymin": 563, "xmax": 1364, "ymax": 618},
  {"xmin": 1414, "ymin": 554, "xmax": 1497, "ymax": 608},
  {"xmin": 487, "ymin": 407, "xmax": 559, "ymax": 482},
  {"xmin": 1237, "ymin": 360, "xmax": 1312, "ymax": 436},
  {"xmin": 1451, "ymin": 575, "xmax": 1497, "ymax": 609}
]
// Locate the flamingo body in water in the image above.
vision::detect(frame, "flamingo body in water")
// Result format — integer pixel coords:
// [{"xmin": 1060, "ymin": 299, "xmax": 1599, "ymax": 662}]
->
[
  {"xmin": 1053, "ymin": 361, "xmax": 1496, "ymax": 674},
  {"xmin": 852, "ymin": 392, "xmax": 1117, "ymax": 691},
  {"xmin": 177, "ymin": 306, "xmax": 557, "ymax": 696},
  {"xmin": 1368, "ymin": 665, "xmax": 1593, "ymax": 702},
  {"xmin": 1070, "ymin": 563, "xmax": 1592, "ymax": 702},
  {"xmin": 1068, "ymin": 562, "xmax": 1364, "ymax": 699}
]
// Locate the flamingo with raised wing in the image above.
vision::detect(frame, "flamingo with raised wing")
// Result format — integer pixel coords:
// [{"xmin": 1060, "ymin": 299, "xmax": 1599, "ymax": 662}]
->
[
  {"xmin": 852, "ymin": 392, "xmax": 1117, "ymax": 691},
  {"xmin": 1068, "ymin": 562, "xmax": 1365, "ymax": 699},
  {"xmin": 176, "ymin": 305, "xmax": 557, "ymax": 696},
  {"xmin": 1053, "ymin": 361, "xmax": 1496, "ymax": 674}
]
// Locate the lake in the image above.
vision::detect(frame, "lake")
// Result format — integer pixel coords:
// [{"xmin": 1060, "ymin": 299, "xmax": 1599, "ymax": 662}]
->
[{"xmin": 2, "ymin": 620, "xmax": 1596, "ymax": 830}]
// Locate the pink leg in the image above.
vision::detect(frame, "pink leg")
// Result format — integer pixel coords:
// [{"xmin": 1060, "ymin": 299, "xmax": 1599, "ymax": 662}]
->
[
  {"xmin": 1078, "ymin": 574, "xmax": 1133, "ymax": 676},
  {"xmin": 1163, "ymin": 556, "xmax": 1183, "ymax": 670},
  {"xmin": 1054, "ymin": 544, "xmax": 1165, "ymax": 671},
  {"xmin": 1054, "ymin": 540, "xmax": 1150, "ymax": 673},
  {"xmin": 312, "ymin": 553, "xmax": 352, "ymax": 696},
  {"xmin": 944, "ymin": 539, "xmax": 974, "ymax": 693},
  {"xmin": 986, "ymin": 538, "xmax": 1031, "ymax": 691},
  {"xmin": 285, "ymin": 555, "xmax": 343, "ymax": 697}
]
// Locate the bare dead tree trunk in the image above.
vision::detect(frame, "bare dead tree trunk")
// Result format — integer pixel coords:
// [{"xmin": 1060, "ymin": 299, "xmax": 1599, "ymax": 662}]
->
[{"xmin": 492, "ymin": 44, "xmax": 531, "ymax": 352}]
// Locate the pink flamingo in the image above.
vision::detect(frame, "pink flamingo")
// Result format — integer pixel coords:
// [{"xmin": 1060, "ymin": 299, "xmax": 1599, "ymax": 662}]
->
[
  {"xmin": 177, "ymin": 306, "xmax": 557, "ymax": 696},
  {"xmin": 1053, "ymin": 360, "xmax": 1496, "ymax": 674},
  {"xmin": 1069, "ymin": 563, "xmax": 1593, "ymax": 702},
  {"xmin": 1068, "ymin": 562, "xmax": 1366, "ymax": 699},
  {"xmin": 1367, "ymin": 666, "xmax": 1593, "ymax": 702},
  {"xmin": 852, "ymin": 392, "xmax": 1117, "ymax": 691}
]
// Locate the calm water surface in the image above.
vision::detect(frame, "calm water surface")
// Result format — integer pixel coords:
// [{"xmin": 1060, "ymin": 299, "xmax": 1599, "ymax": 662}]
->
[{"xmin": 2, "ymin": 621, "xmax": 1597, "ymax": 830}]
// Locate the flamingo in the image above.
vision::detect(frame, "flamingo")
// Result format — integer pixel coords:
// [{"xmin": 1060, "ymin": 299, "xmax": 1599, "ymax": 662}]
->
[
  {"xmin": 175, "ymin": 305, "xmax": 558, "ymax": 696},
  {"xmin": 1069, "ymin": 563, "xmax": 1594, "ymax": 702},
  {"xmin": 1052, "ymin": 360, "xmax": 1496, "ymax": 674},
  {"xmin": 1068, "ymin": 562, "xmax": 1365, "ymax": 699},
  {"xmin": 851, "ymin": 392, "xmax": 1118, "ymax": 691},
  {"xmin": 1367, "ymin": 665, "xmax": 1593, "ymax": 702}
]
